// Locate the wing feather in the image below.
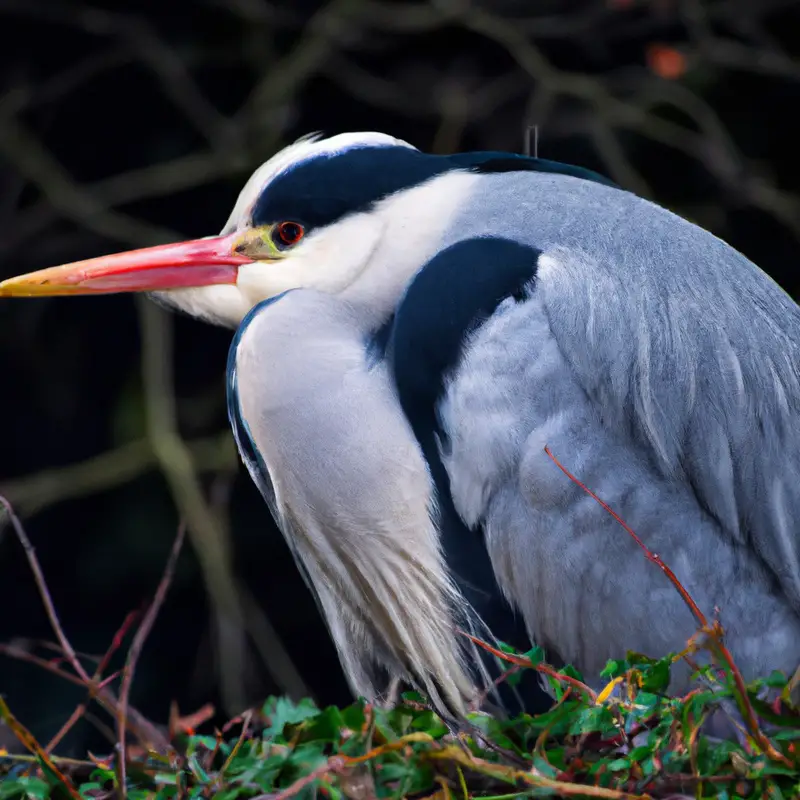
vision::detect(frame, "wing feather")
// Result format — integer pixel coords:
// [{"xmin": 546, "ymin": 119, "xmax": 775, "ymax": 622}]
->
[
  {"xmin": 537, "ymin": 240, "xmax": 800, "ymax": 610},
  {"xmin": 437, "ymin": 178, "xmax": 800, "ymax": 682}
]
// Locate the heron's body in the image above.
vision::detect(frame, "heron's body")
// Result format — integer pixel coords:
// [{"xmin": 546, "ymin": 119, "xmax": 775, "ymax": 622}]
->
[{"xmin": 3, "ymin": 133, "xmax": 799, "ymax": 718}]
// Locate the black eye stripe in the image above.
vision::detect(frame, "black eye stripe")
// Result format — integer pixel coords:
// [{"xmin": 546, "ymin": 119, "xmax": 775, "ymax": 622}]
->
[{"xmin": 250, "ymin": 146, "xmax": 617, "ymax": 231}]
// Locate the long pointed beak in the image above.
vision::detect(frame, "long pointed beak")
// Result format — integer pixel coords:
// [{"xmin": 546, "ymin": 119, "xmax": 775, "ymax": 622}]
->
[{"xmin": 0, "ymin": 233, "xmax": 255, "ymax": 297}]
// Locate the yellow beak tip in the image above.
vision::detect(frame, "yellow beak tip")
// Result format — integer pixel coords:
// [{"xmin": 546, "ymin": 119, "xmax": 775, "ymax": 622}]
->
[{"xmin": 0, "ymin": 279, "xmax": 36, "ymax": 297}]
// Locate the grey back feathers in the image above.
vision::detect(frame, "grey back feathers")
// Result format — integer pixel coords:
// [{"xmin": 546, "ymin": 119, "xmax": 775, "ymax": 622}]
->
[{"xmin": 438, "ymin": 170, "xmax": 800, "ymax": 685}]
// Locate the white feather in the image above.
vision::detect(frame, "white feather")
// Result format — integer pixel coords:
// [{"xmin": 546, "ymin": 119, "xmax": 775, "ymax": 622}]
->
[{"xmin": 234, "ymin": 290, "xmax": 493, "ymax": 716}]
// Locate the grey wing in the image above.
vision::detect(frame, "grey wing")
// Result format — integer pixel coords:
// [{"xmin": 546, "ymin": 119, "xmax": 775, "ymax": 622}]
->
[
  {"xmin": 439, "ymin": 230, "xmax": 800, "ymax": 686},
  {"xmin": 538, "ymin": 237, "xmax": 800, "ymax": 611},
  {"xmin": 230, "ymin": 289, "xmax": 481, "ymax": 715}
]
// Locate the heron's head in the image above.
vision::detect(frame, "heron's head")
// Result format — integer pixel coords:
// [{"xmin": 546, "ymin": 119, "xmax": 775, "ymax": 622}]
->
[{"xmin": 0, "ymin": 132, "xmax": 480, "ymax": 327}]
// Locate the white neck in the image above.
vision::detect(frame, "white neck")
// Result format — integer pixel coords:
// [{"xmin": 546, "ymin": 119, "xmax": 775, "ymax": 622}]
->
[{"xmin": 339, "ymin": 170, "xmax": 480, "ymax": 329}]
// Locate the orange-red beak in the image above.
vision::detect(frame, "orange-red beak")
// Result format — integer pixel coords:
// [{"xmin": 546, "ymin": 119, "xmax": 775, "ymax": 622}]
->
[{"xmin": 0, "ymin": 233, "xmax": 254, "ymax": 297}]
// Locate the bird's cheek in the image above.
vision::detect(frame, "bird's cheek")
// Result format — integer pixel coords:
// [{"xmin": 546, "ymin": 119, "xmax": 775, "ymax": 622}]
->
[
  {"xmin": 236, "ymin": 260, "xmax": 302, "ymax": 302},
  {"xmin": 311, "ymin": 215, "xmax": 385, "ymax": 291}
]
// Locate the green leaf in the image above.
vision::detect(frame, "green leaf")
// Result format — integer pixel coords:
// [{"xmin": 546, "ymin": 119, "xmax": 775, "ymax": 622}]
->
[
  {"xmin": 639, "ymin": 657, "xmax": 671, "ymax": 692},
  {"xmin": 600, "ymin": 659, "xmax": 627, "ymax": 679},
  {"xmin": 567, "ymin": 705, "xmax": 618, "ymax": 736},
  {"xmin": 186, "ymin": 754, "xmax": 210, "ymax": 783},
  {"xmin": 627, "ymin": 746, "xmax": 651, "ymax": 762},
  {"xmin": 766, "ymin": 670, "xmax": 789, "ymax": 688},
  {"xmin": 213, "ymin": 790, "xmax": 255, "ymax": 800},
  {"xmin": 153, "ymin": 772, "xmax": 179, "ymax": 785},
  {"xmin": 409, "ymin": 710, "xmax": 448, "ymax": 738},
  {"xmin": 186, "ymin": 734, "xmax": 218, "ymax": 752},
  {"xmin": 465, "ymin": 714, "xmax": 526, "ymax": 756},
  {"xmin": 639, "ymin": 755, "xmax": 659, "ymax": 777},
  {"xmin": 297, "ymin": 705, "xmax": 343, "ymax": 743},
  {"xmin": 749, "ymin": 761, "xmax": 800, "ymax": 777},
  {"xmin": 694, "ymin": 737, "xmax": 738, "ymax": 775},
  {"xmin": 559, "ymin": 664, "xmax": 585, "ymax": 682},
  {"xmin": 262, "ymin": 696, "xmax": 320, "ymax": 739},
  {"xmin": 522, "ymin": 646, "xmax": 545, "ymax": 666},
  {"xmin": 506, "ymin": 669, "xmax": 522, "ymax": 686},
  {"xmin": 339, "ymin": 701, "xmax": 366, "ymax": 731},
  {"xmin": 625, "ymin": 650, "xmax": 654, "ymax": 665},
  {"xmin": 630, "ymin": 691, "xmax": 662, "ymax": 716},
  {"xmin": 749, "ymin": 695, "xmax": 800, "ymax": 728},
  {"xmin": 530, "ymin": 754, "xmax": 560, "ymax": 778},
  {"xmin": 89, "ymin": 768, "xmax": 116, "ymax": 783},
  {"xmin": 0, "ymin": 778, "xmax": 50, "ymax": 800}
]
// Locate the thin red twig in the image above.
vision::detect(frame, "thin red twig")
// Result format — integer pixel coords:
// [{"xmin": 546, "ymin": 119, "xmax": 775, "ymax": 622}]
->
[
  {"xmin": 43, "ymin": 608, "xmax": 139, "ymax": 755},
  {"xmin": 470, "ymin": 664, "xmax": 521, "ymax": 711},
  {"xmin": 0, "ymin": 495, "xmax": 93, "ymax": 682},
  {"xmin": 251, "ymin": 756, "xmax": 347, "ymax": 800},
  {"xmin": 0, "ymin": 697, "xmax": 81, "ymax": 799},
  {"xmin": 0, "ymin": 643, "xmax": 89, "ymax": 688},
  {"xmin": 95, "ymin": 610, "xmax": 140, "ymax": 680},
  {"xmin": 44, "ymin": 703, "xmax": 90, "ymax": 754},
  {"xmin": 542, "ymin": 445, "xmax": 792, "ymax": 767},
  {"xmin": 542, "ymin": 446, "xmax": 707, "ymax": 627},
  {"xmin": 0, "ymin": 642, "xmax": 166, "ymax": 749},
  {"xmin": 0, "ymin": 495, "xmax": 169, "ymax": 752},
  {"xmin": 220, "ymin": 710, "xmax": 253, "ymax": 776},
  {"xmin": 117, "ymin": 522, "xmax": 186, "ymax": 796},
  {"xmin": 459, "ymin": 631, "xmax": 598, "ymax": 701}
]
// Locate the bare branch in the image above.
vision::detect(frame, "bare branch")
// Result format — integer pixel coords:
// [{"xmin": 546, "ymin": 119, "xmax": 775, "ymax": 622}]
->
[
  {"xmin": 0, "ymin": 117, "xmax": 179, "ymax": 247},
  {"xmin": 0, "ymin": 497, "xmax": 170, "ymax": 751},
  {"xmin": 117, "ymin": 523, "xmax": 186, "ymax": 794},
  {"xmin": 242, "ymin": 0, "xmax": 368, "ymax": 118},
  {"xmin": 0, "ymin": 433, "xmax": 236, "ymax": 519},
  {"xmin": 0, "ymin": 495, "xmax": 93, "ymax": 684},
  {"xmin": 136, "ymin": 296, "xmax": 310, "ymax": 710},
  {"xmin": 136, "ymin": 296, "xmax": 250, "ymax": 714}
]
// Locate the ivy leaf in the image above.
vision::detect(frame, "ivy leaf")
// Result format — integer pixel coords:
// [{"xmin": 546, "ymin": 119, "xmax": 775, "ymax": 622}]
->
[
  {"xmin": 600, "ymin": 659, "xmax": 628, "ymax": 679},
  {"xmin": 567, "ymin": 706, "xmax": 618, "ymax": 735},
  {"xmin": 639, "ymin": 657, "xmax": 671, "ymax": 692},
  {"xmin": 262, "ymin": 696, "xmax": 320, "ymax": 739}
]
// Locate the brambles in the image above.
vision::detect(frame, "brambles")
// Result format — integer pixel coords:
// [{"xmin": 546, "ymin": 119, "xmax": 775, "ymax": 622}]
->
[
  {"xmin": 1, "ymin": 453, "xmax": 798, "ymax": 799},
  {"xmin": 1, "ymin": 653, "xmax": 798, "ymax": 798}
]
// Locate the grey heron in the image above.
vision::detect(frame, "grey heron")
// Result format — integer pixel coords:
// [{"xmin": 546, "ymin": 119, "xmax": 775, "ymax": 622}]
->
[{"xmin": 2, "ymin": 131, "xmax": 799, "ymax": 721}]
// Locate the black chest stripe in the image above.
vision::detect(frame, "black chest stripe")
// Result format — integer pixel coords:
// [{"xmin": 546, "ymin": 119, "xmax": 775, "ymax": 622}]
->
[{"xmin": 384, "ymin": 237, "xmax": 553, "ymax": 714}]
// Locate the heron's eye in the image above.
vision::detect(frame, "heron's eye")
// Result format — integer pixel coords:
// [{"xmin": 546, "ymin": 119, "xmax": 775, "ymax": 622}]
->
[{"xmin": 273, "ymin": 221, "xmax": 305, "ymax": 249}]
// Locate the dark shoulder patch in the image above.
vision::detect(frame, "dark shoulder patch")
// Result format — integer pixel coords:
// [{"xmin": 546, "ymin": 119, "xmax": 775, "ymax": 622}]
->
[
  {"xmin": 387, "ymin": 238, "xmax": 553, "ymax": 715},
  {"xmin": 389, "ymin": 237, "xmax": 540, "ymax": 422}
]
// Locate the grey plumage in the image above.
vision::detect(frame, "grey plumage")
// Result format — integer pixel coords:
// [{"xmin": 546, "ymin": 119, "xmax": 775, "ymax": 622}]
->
[{"xmin": 437, "ymin": 171, "xmax": 800, "ymax": 686}]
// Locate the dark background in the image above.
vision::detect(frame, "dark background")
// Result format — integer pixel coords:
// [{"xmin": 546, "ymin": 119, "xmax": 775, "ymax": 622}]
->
[{"xmin": 1, "ymin": 0, "xmax": 799, "ymax": 756}]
